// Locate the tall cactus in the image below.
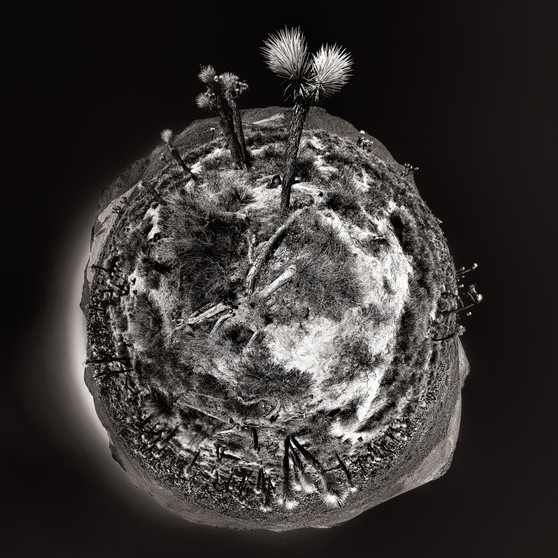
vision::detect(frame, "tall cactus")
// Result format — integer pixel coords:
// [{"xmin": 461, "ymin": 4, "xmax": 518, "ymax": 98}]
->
[
  {"xmin": 196, "ymin": 66, "xmax": 248, "ymax": 169},
  {"xmin": 262, "ymin": 27, "xmax": 353, "ymax": 212},
  {"xmin": 219, "ymin": 72, "xmax": 249, "ymax": 166}
]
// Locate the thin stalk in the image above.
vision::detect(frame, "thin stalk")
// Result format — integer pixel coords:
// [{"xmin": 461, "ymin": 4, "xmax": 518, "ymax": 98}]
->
[{"xmin": 166, "ymin": 144, "xmax": 195, "ymax": 180}]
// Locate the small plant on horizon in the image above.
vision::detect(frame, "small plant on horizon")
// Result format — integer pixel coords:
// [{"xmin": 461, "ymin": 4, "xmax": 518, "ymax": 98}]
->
[
  {"xmin": 196, "ymin": 65, "xmax": 249, "ymax": 169},
  {"xmin": 262, "ymin": 27, "xmax": 353, "ymax": 212},
  {"xmin": 401, "ymin": 162, "xmax": 419, "ymax": 177}
]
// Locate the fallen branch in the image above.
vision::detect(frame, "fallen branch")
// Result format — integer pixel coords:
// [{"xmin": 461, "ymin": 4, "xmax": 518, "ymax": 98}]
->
[
  {"xmin": 255, "ymin": 265, "xmax": 296, "ymax": 299},
  {"xmin": 247, "ymin": 229, "xmax": 257, "ymax": 264},
  {"xmin": 210, "ymin": 309, "xmax": 234, "ymax": 336},
  {"xmin": 245, "ymin": 208, "xmax": 305, "ymax": 294},
  {"xmin": 187, "ymin": 302, "xmax": 231, "ymax": 325}
]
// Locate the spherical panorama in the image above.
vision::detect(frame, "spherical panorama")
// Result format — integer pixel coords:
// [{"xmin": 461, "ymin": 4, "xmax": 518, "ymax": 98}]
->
[{"xmin": 81, "ymin": 107, "xmax": 474, "ymax": 530}]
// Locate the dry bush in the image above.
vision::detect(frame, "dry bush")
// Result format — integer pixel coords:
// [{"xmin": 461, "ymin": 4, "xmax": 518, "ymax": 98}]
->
[
  {"xmin": 237, "ymin": 345, "xmax": 312, "ymax": 405},
  {"xmin": 284, "ymin": 210, "xmax": 361, "ymax": 319}
]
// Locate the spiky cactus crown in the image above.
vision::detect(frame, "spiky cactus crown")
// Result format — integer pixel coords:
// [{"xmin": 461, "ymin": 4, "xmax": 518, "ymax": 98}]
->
[
  {"xmin": 262, "ymin": 27, "xmax": 311, "ymax": 81},
  {"xmin": 219, "ymin": 71, "xmax": 239, "ymax": 90},
  {"xmin": 198, "ymin": 65, "xmax": 217, "ymax": 84},
  {"xmin": 195, "ymin": 91, "xmax": 214, "ymax": 110},
  {"xmin": 262, "ymin": 27, "xmax": 353, "ymax": 103},
  {"xmin": 310, "ymin": 44, "xmax": 353, "ymax": 100},
  {"xmin": 160, "ymin": 129, "xmax": 173, "ymax": 144}
]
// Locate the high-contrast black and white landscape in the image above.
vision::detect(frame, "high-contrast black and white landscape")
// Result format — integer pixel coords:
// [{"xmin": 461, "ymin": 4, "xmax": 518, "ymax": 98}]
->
[
  {"xmin": 1, "ymin": 0, "xmax": 556, "ymax": 555},
  {"xmin": 82, "ymin": 96, "xmax": 476, "ymax": 528}
]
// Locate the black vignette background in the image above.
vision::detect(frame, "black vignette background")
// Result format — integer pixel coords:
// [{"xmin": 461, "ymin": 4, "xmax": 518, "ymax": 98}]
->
[{"xmin": 1, "ymin": 0, "xmax": 556, "ymax": 556}]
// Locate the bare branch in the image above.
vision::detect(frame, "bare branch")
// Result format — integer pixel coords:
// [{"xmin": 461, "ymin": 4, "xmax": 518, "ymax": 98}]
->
[
  {"xmin": 255, "ymin": 265, "xmax": 296, "ymax": 299},
  {"xmin": 187, "ymin": 302, "xmax": 231, "ymax": 325},
  {"xmin": 210, "ymin": 310, "xmax": 234, "ymax": 337},
  {"xmin": 245, "ymin": 208, "xmax": 305, "ymax": 294}
]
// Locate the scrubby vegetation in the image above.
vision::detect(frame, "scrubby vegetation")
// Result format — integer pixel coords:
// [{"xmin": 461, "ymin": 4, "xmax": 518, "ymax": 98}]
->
[
  {"xmin": 79, "ymin": 22, "xmax": 485, "ymax": 527},
  {"xmin": 84, "ymin": 96, "xmax": 474, "ymax": 526},
  {"xmin": 281, "ymin": 208, "xmax": 361, "ymax": 319}
]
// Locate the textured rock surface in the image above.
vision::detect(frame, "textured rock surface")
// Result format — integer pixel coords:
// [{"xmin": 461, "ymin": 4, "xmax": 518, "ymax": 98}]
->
[{"xmin": 82, "ymin": 107, "xmax": 469, "ymax": 530}]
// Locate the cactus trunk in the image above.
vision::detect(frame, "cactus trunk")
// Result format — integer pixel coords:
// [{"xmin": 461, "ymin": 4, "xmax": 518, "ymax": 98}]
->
[
  {"xmin": 167, "ymin": 146, "xmax": 194, "ymax": 180},
  {"xmin": 224, "ymin": 90, "xmax": 249, "ymax": 167},
  {"xmin": 215, "ymin": 94, "xmax": 247, "ymax": 170},
  {"xmin": 281, "ymin": 98, "xmax": 311, "ymax": 212}
]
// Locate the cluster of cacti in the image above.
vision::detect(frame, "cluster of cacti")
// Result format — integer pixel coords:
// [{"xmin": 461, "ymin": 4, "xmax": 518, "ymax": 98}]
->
[
  {"xmin": 161, "ymin": 27, "xmax": 353, "ymax": 213},
  {"xmin": 196, "ymin": 65, "xmax": 250, "ymax": 169},
  {"xmin": 432, "ymin": 263, "xmax": 482, "ymax": 341},
  {"xmin": 401, "ymin": 162, "xmax": 419, "ymax": 177}
]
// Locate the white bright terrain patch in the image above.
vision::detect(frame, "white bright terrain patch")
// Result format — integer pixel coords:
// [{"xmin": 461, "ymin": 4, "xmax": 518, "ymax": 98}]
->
[
  {"xmin": 89, "ymin": 133, "xmax": 416, "ymax": 445},
  {"xmin": 82, "ymin": 109, "xmax": 467, "ymax": 530},
  {"xmin": 260, "ymin": 204, "xmax": 413, "ymax": 442},
  {"xmin": 188, "ymin": 136, "xmax": 415, "ymax": 442},
  {"xmin": 233, "ymin": 135, "xmax": 414, "ymax": 442}
]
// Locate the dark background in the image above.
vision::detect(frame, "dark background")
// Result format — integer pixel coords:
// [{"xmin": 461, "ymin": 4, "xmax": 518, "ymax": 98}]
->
[{"xmin": 1, "ymin": 0, "xmax": 556, "ymax": 555}]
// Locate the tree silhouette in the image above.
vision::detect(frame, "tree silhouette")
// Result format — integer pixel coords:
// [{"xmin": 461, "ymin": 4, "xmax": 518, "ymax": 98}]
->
[{"xmin": 262, "ymin": 27, "xmax": 353, "ymax": 212}]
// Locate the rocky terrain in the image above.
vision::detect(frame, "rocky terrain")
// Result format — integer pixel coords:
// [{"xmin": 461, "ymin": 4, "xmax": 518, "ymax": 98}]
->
[{"xmin": 81, "ymin": 107, "xmax": 471, "ymax": 530}]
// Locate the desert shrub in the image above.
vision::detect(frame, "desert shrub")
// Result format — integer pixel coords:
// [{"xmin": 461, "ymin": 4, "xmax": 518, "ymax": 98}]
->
[
  {"xmin": 217, "ymin": 182, "xmax": 255, "ymax": 212},
  {"xmin": 364, "ymin": 185, "xmax": 391, "ymax": 215},
  {"xmin": 194, "ymin": 372, "xmax": 231, "ymax": 400},
  {"xmin": 321, "ymin": 170, "xmax": 369, "ymax": 225},
  {"xmin": 389, "ymin": 208, "xmax": 417, "ymax": 256},
  {"xmin": 201, "ymin": 150, "xmax": 234, "ymax": 172},
  {"xmin": 128, "ymin": 292, "xmax": 164, "ymax": 353},
  {"xmin": 325, "ymin": 337, "xmax": 382, "ymax": 387},
  {"xmin": 260, "ymin": 143, "xmax": 284, "ymax": 160},
  {"xmin": 336, "ymin": 397, "xmax": 361, "ymax": 423},
  {"xmin": 295, "ymin": 154, "xmax": 318, "ymax": 181},
  {"xmin": 142, "ymin": 387, "xmax": 176, "ymax": 421},
  {"xmin": 361, "ymin": 302, "xmax": 390, "ymax": 325},
  {"xmin": 117, "ymin": 220, "xmax": 152, "ymax": 274},
  {"xmin": 390, "ymin": 207, "xmax": 438, "ymax": 299},
  {"xmin": 245, "ymin": 131, "xmax": 264, "ymax": 147},
  {"xmin": 303, "ymin": 411, "xmax": 334, "ymax": 443},
  {"xmin": 136, "ymin": 354, "xmax": 190, "ymax": 388},
  {"xmin": 284, "ymin": 210, "xmax": 361, "ymax": 319},
  {"xmin": 245, "ymin": 129, "xmax": 288, "ymax": 148},
  {"xmin": 237, "ymin": 346, "xmax": 312, "ymax": 406},
  {"xmin": 312, "ymin": 129, "xmax": 342, "ymax": 148},
  {"xmin": 145, "ymin": 269, "xmax": 161, "ymax": 290},
  {"xmin": 223, "ymin": 322, "xmax": 254, "ymax": 353},
  {"xmin": 182, "ymin": 139, "xmax": 224, "ymax": 165},
  {"xmin": 322, "ymin": 150, "xmax": 353, "ymax": 168},
  {"xmin": 390, "ymin": 303, "xmax": 422, "ymax": 369},
  {"xmin": 363, "ymin": 236, "xmax": 389, "ymax": 258},
  {"xmin": 157, "ymin": 194, "xmax": 247, "ymax": 310},
  {"xmin": 324, "ymin": 187, "xmax": 361, "ymax": 221},
  {"xmin": 330, "ymin": 166, "xmax": 356, "ymax": 190}
]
